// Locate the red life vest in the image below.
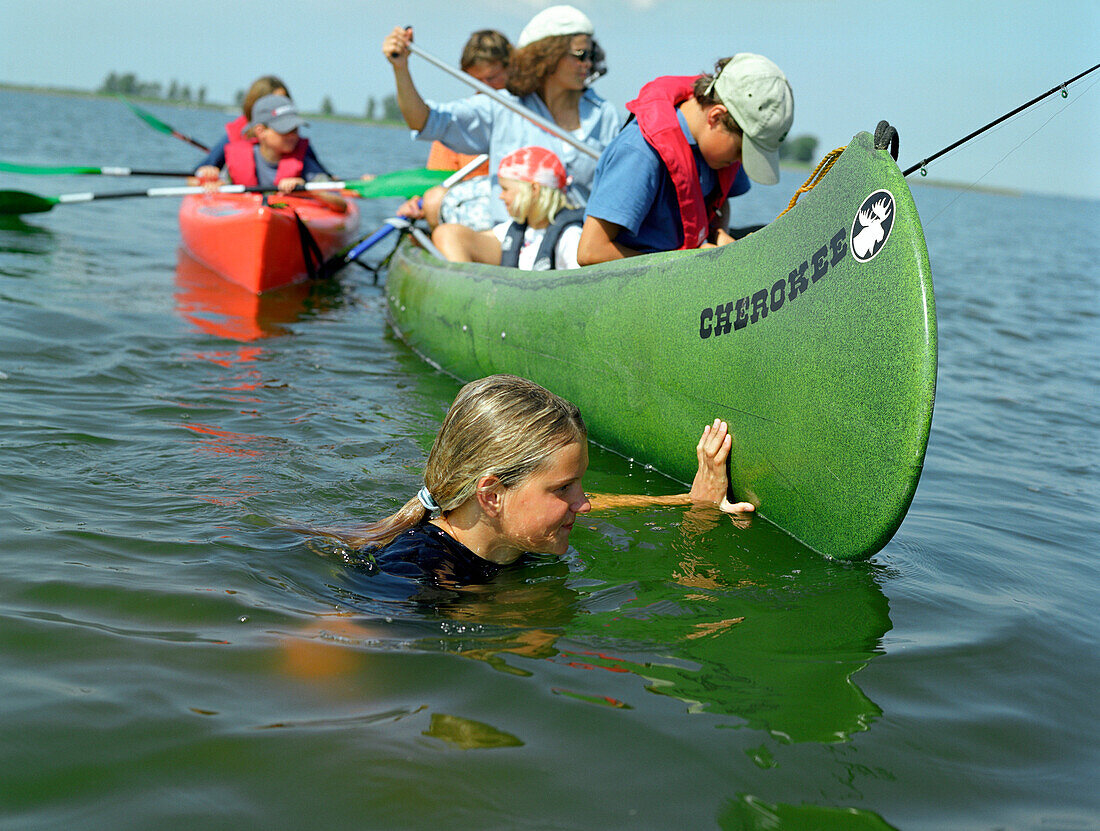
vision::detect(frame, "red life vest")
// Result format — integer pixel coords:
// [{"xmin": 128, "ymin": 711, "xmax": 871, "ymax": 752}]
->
[
  {"xmin": 626, "ymin": 76, "xmax": 742, "ymax": 249},
  {"xmin": 225, "ymin": 115, "xmax": 250, "ymax": 143},
  {"xmin": 224, "ymin": 138, "xmax": 310, "ymax": 186}
]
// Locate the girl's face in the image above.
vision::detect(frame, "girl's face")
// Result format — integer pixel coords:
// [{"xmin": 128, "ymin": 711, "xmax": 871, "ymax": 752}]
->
[
  {"xmin": 547, "ymin": 34, "xmax": 593, "ymax": 92},
  {"xmin": 499, "ymin": 176, "xmax": 532, "ymax": 222},
  {"xmin": 498, "ymin": 440, "xmax": 591, "ymax": 556}
]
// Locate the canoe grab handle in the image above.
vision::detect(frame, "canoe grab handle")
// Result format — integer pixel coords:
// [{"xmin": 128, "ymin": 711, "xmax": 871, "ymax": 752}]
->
[{"xmin": 874, "ymin": 120, "xmax": 900, "ymax": 161}]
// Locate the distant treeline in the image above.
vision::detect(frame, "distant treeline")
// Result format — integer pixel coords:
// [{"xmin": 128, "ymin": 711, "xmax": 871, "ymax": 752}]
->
[
  {"xmin": 779, "ymin": 135, "xmax": 819, "ymax": 164},
  {"xmin": 96, "ymin": 72, "xmax": 402, "ymax": 121},
  {"xmin": 99, "ymin": 72, "xmax": 208, "ymax": 105},
  {"xmin": 92, "ymin": 72, "xmax": 819, "ymax": 154}
]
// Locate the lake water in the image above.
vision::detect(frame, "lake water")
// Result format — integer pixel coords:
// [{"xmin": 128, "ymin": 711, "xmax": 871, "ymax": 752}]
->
[{"xmin": 1, "ymin": 89, "xmax": 1097, "ymax": 830}]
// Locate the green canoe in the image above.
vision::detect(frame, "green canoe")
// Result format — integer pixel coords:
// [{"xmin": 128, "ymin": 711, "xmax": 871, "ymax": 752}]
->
[{"xmin": 385, "ymin": 130, "xmax": 936, "ymax": 561}]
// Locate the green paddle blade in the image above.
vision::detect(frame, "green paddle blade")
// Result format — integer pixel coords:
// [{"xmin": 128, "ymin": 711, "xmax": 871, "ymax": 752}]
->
[
  {"xmin": 118, "ymin": 96, "xmax": 209, "ymax": 151},
  {"xmin": 0, "ymin": 190, "xmax": 59, "ymax": 215},
  {"xmin": 119, "ymin": 97, "xmax": 174, "ymax": 136},
  {"xmin": 344, "ymin": 168, "xmax": 452, "ymax": 198},
  {"xmin": 0, "ymin": 162, "xmax": 102, "ymax": 176}
]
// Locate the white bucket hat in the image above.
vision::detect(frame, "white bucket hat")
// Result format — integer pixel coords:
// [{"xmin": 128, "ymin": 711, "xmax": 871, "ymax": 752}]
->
[{"xmin": 707, "ymin": 53, "xmax": 794, "ymax": 185}]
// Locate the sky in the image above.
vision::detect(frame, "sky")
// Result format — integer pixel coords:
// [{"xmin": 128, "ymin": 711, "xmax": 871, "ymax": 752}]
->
[{"xmin": 2, "ymin": 0, "xmax": 1097, "ymax": 199}]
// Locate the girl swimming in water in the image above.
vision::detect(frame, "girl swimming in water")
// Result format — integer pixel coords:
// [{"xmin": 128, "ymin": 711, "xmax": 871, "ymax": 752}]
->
[{"xmin": 335, "ymin": 374, "xmax": 754, "ymax": 585}]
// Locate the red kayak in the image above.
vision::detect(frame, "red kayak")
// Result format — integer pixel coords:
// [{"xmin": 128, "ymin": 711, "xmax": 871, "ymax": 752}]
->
[{"xmin": 178, "ymin": 191, "xmax": 360, "ymax": 293}]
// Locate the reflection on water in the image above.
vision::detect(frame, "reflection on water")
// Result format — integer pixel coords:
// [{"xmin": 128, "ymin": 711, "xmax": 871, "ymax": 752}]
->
[
  {"xmin": 174, "ymin": 248, "xmax": 313, "ymax": 342},
  {"xmin": 572, "ymin": 515, "xmax": 890, "ymax": 745},
  {"xmin": 298, "ymin": 494, "xmax": 891, "ymax": 748},
  {"xmin": 422, "ymin": 713, "xmax": 524, "ymax": 749},
  {"xmin": 719, "ymin": 795, "xmax": 898, "ymax": 830}
]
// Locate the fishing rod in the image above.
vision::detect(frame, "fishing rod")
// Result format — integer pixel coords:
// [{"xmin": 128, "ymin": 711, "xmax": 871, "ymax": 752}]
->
[{"xmin": 904, "ymin": 62, "xmax": 1100, "ymax": 177}]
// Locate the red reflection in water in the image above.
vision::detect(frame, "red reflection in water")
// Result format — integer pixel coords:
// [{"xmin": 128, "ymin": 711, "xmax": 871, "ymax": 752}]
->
[
  {"xmin": 172, "ymin": 250, "xmax": 313, "ymax": 503},
  {"xmin": 174, "ymin": 248, "xmax": 311, "ymax": 343}
]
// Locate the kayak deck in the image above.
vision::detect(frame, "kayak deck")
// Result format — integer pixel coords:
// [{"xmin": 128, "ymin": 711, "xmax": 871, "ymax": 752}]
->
[{"xmin": 178, "ymin": 191, "xmax": 360, "ymax": 293}]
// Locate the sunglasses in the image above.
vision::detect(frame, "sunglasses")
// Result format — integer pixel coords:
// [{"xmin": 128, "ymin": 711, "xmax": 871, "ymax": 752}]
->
[{"xmin": 569, "ymin": 47, "xmax": 596, "ymax": 63}]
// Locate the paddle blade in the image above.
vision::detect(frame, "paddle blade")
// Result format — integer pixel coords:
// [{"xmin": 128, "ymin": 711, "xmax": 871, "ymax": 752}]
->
[
  {"xmin": 118, "ymin": 97, "xmax": 174, "ymax": 136},
  {"xmin": 0, "ymin": 162, "xmax": 101, "ymax": 176},
  {"xmin": 345, "ymin": 168, "xmax": 452, "ymax": 199},
  {"xmin": 0, "ymin": 190, "xmax": 58, "ymax": 215}
]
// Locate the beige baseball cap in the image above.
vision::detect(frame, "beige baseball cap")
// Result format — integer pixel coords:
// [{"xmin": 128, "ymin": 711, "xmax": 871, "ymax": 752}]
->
[{"xmin": 707, "ymin": 53, "xmax": 794, "ymax": 185}]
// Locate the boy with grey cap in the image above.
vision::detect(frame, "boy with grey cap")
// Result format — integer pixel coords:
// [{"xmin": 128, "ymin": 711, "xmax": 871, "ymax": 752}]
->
[
  {"xmin": 217, "ymin": 93, "xmax": 343, "ymax": 209},
  {"xmin": 578, "ymin": 54, "xmax": 793, "ymax": 265}
]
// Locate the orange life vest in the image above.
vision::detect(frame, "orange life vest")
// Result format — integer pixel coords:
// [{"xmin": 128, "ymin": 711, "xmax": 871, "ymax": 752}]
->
[{"xmin": 224, "ymin": 138, "xmax": 310, "ymax": 186}]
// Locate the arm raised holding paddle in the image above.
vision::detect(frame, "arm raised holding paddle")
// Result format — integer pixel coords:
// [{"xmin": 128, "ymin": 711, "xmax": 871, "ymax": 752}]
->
[
  {"xmin": 382, "ymin": 26, "xmax": 432, "ymax": 131},
  {"xmin": 391, "ymin": 29, "xmax": 512, "ymax": 231},
  {"xmin": 379, "ymin": 7, "xmax": 621, "ymax": 230}
]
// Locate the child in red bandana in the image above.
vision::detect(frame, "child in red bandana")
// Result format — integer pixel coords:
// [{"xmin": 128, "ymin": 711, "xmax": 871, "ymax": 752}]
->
[{"xmin": 432, "ymin": 146, "xmax": 585, "ymax": 270}]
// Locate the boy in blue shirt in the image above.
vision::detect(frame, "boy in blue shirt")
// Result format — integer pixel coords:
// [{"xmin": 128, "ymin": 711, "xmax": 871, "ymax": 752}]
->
[{"xmin": 578, "ymin": 54, "xmax": 792, "ymax": 265}]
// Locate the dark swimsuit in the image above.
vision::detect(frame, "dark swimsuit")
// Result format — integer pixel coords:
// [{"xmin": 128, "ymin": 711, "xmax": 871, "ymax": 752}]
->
[{"xmin": 351, "ymin": 523, "xmax": 504, "ymax": 588}]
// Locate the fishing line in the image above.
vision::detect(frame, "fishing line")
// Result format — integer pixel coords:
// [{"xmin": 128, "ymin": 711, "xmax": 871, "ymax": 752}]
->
[
  {"xmin": 903, "ymin": 62, "xmax": 1099, "ymax": 178},
  {"xmin": 911, "ymin": 66, "xmax": 1099, "ymax": 226}
]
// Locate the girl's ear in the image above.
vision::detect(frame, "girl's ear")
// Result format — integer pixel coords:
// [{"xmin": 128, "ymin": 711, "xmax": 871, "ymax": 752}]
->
[{"xmin": 475, "ymin": 475, "xmax": 504, "ymax": 517}]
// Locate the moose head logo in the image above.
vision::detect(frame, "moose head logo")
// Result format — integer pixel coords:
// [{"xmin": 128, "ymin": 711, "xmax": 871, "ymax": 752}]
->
[{"xmin": 850, "ymin": 190, "xmax": 896, "ymax": 263}]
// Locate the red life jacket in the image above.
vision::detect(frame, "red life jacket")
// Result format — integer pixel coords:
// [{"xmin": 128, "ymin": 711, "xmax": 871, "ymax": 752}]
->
[
  {"xmin": 225, "ymin": 115, "xmax": 250, "ymax": 143},
  {"xmin": 626, "ymin": 76, "xmax": 742, "ymax": 249},
  {"xmin": 224, "ymin": 138, "xmax": 310, "ymax": 186}
]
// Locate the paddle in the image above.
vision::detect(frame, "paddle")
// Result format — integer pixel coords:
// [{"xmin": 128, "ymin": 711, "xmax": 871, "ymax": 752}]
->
[
  {"xmin": 405, "ymin": 42, "xmax": 600, "ymax": 160},
  {"xmin": 0, "ymin": 168, "xmax": 453, "ymax": 216},
  {"xmin": 0, "ymin": 161, "xmax": 195, "ymax": 177},
  {"xmin": 119, "ymin": 96, "xmax": 211, "ymax": 152},
  {"xmin": 320, "ymin": 153, "xmax": 489, "ymax": 277}
]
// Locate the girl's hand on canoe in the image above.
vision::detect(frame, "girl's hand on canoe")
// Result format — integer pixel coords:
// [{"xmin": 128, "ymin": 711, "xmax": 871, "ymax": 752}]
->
[
  {"xmin": 383, "ymin": 26, "xmax": 413, "ymax": 66},
  {"xmin": 689, "ymin": 419, "xmax": 755, "ymax": 512}
]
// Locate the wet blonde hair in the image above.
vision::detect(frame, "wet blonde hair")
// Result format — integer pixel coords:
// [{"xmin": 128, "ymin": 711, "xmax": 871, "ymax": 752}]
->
[
  {"xmin": 501, "ymin": 179, "xmax": 575, "ymax": 226},
  {"xmin": 349, "ymin": 375, "xmax": 586, "ymax": 548}
]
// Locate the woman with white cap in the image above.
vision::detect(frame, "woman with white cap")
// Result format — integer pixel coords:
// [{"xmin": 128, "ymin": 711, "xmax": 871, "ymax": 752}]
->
[
  {"xmin": 578, "ymin": 54, "xmax": 794, "ymax": 265},
  {"xmin": 381, "ymin": 5, "xmax": 620, "ymax": 230}
]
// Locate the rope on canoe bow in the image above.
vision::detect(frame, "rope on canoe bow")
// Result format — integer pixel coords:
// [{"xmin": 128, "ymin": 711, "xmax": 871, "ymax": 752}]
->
[
  {"xmin": 776, "ymin": 119, "xmax": 900, "ymax": 220},
  {"xmin": 776, "ymin": 147, "xmax": 845, "ymax": 219}
]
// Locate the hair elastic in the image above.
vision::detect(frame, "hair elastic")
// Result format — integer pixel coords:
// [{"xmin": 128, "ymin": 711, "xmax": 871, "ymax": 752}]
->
[{"xmin": 417, "ymin": 486, "xmax": 441, "ymax": 513}]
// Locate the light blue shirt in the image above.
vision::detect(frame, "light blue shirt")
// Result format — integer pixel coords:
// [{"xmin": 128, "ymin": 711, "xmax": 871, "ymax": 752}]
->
[{"xmin": 416, "ymin": 88, "xmax": 621, "ymax": 224}]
